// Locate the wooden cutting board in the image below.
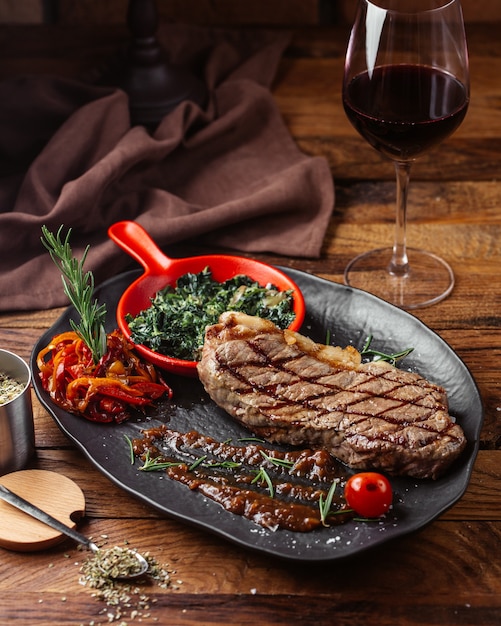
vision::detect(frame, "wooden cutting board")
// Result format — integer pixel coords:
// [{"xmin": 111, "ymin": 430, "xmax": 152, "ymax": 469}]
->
[{"xmin": 0, "ymin": 469, "xmax": 85, "ymax": 551}]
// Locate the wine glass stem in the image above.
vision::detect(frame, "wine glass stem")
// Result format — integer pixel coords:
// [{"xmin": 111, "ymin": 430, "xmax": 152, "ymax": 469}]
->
[{"xmin": 389, "ymin": 161, "xmax": 411, "ymax": 277}]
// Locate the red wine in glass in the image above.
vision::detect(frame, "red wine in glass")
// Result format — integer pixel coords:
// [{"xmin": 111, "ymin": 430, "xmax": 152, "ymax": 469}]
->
[
  {"xmin": 342, "ymin": 0, "xmax": 470, "ymax": 309},
  {"xmin": 344, "ymin": 64, "xmax": 468, "ymax": 162}
]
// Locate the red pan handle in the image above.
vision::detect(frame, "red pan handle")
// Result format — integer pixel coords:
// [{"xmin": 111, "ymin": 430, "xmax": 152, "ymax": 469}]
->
[{"xmin": 108, "ymin": 221, "xmax": 175, "ymax": 276}]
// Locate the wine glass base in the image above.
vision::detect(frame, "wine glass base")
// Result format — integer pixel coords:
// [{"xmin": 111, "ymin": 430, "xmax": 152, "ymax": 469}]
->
[{"xmin": 344, "ymin": 247, "xmax": 454, "ymax": 310}]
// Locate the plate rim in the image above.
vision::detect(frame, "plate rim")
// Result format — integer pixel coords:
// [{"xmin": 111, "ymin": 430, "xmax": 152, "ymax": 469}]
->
[{"xmin": 30, "ymin": 267, "xmax": 484, "ymax": 563}]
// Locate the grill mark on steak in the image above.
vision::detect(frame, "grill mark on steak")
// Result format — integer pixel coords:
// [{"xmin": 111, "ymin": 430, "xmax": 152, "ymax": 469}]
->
[
  {"xmin": 198, "ymin": 312, "xmax": 467, "ymax": 479},
  {"xmin": 219, "ymin": 338, "xmax": 451, "ymax": 432}
]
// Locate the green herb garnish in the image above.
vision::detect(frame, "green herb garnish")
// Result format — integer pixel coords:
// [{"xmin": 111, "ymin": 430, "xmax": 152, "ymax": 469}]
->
[
  {"xmin": 318, "ymin": 479, "xmax": 340, "ymax": 527},
  {"xmin": 325, "ymin": 331, "xmax": 413, "ymax": 366},
  {"xmin": 138, "ymin": 450, "xmax": 183, "ymax": 472},
  {"xmin": 259, "ymin": 450, "xmax": 295, "ymax": 469},
  {"xmin": 189, "ymin": 455, "xmax": 207, "ymax": 471},
  {"xmin": 41, "ymin": 225, "xmax": 107, "ymax": 363},
  {"xmin": 361, "ymin": 334, "xmax": 414, "ymax": 365},
  {"xmin": 126, "ymin": 267, "xmax": 295, "ymax": 361},
  {"xmin": 125, "ymin": 435, "xmax": 135, "ymax": 465},
  {"xmin": 238, "ymin": 437, "xmax": 267, "ymax": 444},
  {"xmin": 251, "ymin": 466, "xmax": 275, "ymax": 497},
  {"xmin": 202, "ymin": 460, "xmax": 243, "ymax": 470}
]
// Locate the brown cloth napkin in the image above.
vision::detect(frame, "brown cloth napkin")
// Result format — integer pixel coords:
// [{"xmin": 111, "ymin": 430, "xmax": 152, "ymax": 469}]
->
[{"xmin": 0, "ymin": 25, "xmax": 334, "ymax": 312}]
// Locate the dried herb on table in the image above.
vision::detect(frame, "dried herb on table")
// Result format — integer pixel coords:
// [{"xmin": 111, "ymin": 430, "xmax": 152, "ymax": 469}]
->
[{"xmin": 78, "ymin": 541, "xmax": 174, "ymax": 623}]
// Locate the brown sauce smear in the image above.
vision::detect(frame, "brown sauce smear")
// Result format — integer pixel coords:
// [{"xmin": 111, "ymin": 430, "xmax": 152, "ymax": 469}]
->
[{"xmin": 132, "ymin": 425, "xmax": 354, "ymax": 532}]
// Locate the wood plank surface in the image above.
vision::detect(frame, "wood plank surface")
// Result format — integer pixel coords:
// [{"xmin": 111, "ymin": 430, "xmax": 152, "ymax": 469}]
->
[{"xmin": 1, "ymin": 19, "xmax": 501, "ymax": 626}]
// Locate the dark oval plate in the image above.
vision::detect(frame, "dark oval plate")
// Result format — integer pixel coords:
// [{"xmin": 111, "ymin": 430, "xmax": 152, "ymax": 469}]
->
[{"xmin": 31, "ymin": 268, "xmax": 483, "ymax": 563}]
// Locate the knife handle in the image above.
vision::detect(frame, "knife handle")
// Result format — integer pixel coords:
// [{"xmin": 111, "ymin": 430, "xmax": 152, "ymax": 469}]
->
[{"xmin": 0, "ymin": 483, "xmax": 98, "ymax": 553}]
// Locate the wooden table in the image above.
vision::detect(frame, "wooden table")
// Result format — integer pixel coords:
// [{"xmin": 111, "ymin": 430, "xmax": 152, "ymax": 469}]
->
[{"xmin": 1, "ymin": 21, "xmax": 501, "ymax": 626}]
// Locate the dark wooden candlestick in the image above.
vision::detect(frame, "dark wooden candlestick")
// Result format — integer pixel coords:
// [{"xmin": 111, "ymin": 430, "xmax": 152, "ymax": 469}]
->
[{"xmin": 99, "ymin": 0, "xmax": 207, "ymax": 127}]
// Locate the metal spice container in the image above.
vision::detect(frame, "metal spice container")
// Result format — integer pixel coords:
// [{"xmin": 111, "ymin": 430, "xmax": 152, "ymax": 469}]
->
[{"xmin": 0, "ymin": 349, "xmax": 34, "ymax": 475}]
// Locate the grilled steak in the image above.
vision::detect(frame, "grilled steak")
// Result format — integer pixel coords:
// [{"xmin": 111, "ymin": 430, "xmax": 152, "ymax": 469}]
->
[{"xmin": 197, "ymin": 312, "xmax": 466, "ymax": 479}]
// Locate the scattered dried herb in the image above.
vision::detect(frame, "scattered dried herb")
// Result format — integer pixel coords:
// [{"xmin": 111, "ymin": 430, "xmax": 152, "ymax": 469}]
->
[
  {"xmin": 85, "ymin": 546, "xmax": 145, "ymax": 580},
  {"xmin": 0, "ymin": 371, "xmax": 25, "ymax": 405},
  {"xmin": 78, "ymin": 541, "xmax": 173, "ymax": 623}
]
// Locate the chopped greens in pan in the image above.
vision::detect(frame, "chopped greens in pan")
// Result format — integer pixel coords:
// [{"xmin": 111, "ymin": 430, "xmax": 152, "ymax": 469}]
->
[{"xmin": 126, "ymin": 267, "xmax": 295, "ymax": 361}]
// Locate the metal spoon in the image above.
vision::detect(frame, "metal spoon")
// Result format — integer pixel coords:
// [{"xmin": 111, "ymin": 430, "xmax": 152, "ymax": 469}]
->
[{"xmin": 0, "ymin": 483, "xmax": 149, "ymax": 580}]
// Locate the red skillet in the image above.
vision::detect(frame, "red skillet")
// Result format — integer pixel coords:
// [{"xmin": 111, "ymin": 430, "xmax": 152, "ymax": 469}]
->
[{"xmin": 108, "ymin": 220, "xmax": 306, "ymax": 377}]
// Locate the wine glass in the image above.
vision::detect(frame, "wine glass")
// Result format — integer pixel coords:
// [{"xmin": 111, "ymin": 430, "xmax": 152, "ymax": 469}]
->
[{"xmin": 342, "ymin": 0, "xmax": 469, "ymax": 309}]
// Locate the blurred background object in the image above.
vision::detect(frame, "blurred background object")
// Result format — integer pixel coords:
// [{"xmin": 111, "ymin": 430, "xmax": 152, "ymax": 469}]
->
[
  {"xmin": 95, "ymin": 0, "xmax": 207, "ymax": 126},
  {"xmin": 1, "ymin": 0, "xmax": 500, "ymax": 25}
]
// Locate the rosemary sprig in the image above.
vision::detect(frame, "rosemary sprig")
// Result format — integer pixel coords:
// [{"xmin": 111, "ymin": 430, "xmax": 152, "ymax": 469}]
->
[
  {"xmin": 238, "ymin": 437, "xmax": 266, "ymax": 444},
  {"xmin": 318, "ymin": 479, "xmax": 340, "ymax": 527},
  {"xmin": 203, "ymin": 460, "xmax": 243, "ymax": 470},
  {"xmin": 251, "ymin": 467, "xmax": 275, "ymax": 497},
  {"xmin": 325, "ymin": 330, "xmax": 412, "ymax": 366},
  {"xmin": 360, "ymin": 334, "xmax": 414, "ymax": 365},
  {"xmin": 189, "ymin": 455, "xmax": 207, "ymax": 471},
  {"xmin": 125, "ymin": 435, "xmax": 135, "ymax": 465},
  {"xmin": 41, "ymin": 225, "xmax": 107, "ymax": 363},
  {"xmin": 259, "ymin": 450, "xmax": 295, "ymax": 469},
  {"xmin": 139, "ymin": 450, "xmax": 183, "ymax": 472}
]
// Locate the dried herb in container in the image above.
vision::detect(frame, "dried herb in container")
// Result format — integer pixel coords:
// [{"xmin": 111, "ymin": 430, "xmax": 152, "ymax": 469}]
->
[{"xmin": 0, "ymin": 371, "xmax": 25, "ymax": 405}]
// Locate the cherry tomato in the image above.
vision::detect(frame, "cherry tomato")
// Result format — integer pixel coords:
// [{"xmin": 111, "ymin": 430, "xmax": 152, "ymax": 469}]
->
[{"xmin": 344, "ymin": 472, "xmax": 393, "ymax": 518}]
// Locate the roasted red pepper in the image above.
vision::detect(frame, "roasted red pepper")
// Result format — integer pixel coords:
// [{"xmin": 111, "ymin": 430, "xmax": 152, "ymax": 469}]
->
[{"xmin": 37, "ymin": 329, "xmax": 172, "ymax": 423}]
